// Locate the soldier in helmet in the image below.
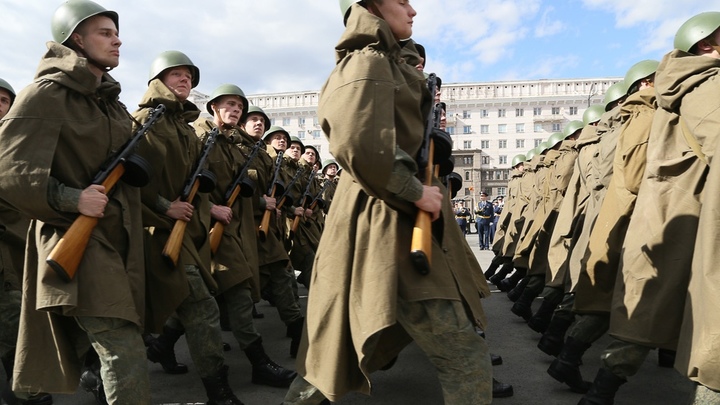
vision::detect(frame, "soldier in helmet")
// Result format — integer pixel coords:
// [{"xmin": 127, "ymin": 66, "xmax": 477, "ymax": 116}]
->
[
  {"xmin": 133, "ymin": 51, "xmax": 243, "ymax": 404},
  {"xmin": 257, "ymin": 125, "xmax": 305, "ymax": 358},
  {"xmin": 0, "ymin": 79, "xmax": 13, "ymax": 119},
  {"xmin": 319, "ymin": 159, "xmax": 339, "ymax": 212},
  {"xmin": 283, "ymin": 1, "xmax": 493, "ymax": 404},
  {"xmin": 192, "ymin": 84, "xmax": 297, "ymax": 388},
  {"xmin": 0, "ymin": 0, "xmax": 150, "ymax": 403},
  {"xmin": 581, "ymin": 12, "xmax": 720, "ymax": 404}
]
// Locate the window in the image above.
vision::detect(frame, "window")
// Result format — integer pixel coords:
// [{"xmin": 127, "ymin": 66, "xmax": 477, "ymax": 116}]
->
[
  {"xmin": 494, "ymin": 171, "xmax": 501, "ymax": 180},
  {"xmin": 498, "ymin": 109, "xmax": 506, "ymax": 117},
  {"xmin": 463, "ymin": 140, "xmax": 472, "ymax": 149},
  {"xmin": 282, "ymin": 117, "xmax": 291, "ymax": 126},
  {"xmin": 516, "ymin": 123, "xmax": 525, "ymax": 133},
  {"xmin": 498, "ymin": 187, "xmax": 506, "ymax": 196},
  {"xmin": 313, "ymin": 130, "xmax": 322, "ymax": 139},
  {"xmin": 499, "ymin": 155, "xmax": 507, "ymax": 164},
  {"xmin": 533, "ymin": 107, "xmax": 542, "ymax": 116},
  {"xmin": 298, "ymin": 131, "xmax": 305, "ymax": 139},
  {"xmin": 498, "ymin": 139, "xmax": 507, "ymax": 148},
  {"xmin": 463, "ymin": 156, "xmax": 473, "ymax": 165},
  {"xmin": 534, "ymin": 123, "xmax": 543, "ymax": 133},
  {"xmin": 313, "ymin": 116, "xmax": 319, "ymax": 126},
  {"xmin": 463, "ymin": 125, "xmax": 472, "ymax": 134},
  {"xmin": 569, "ymin": 106, "xmax": 578, "ymax": 115},
  {"xmin": 464, "ymin": 188, "xmax": 471, "ymax": 196},
  {"xmin": 465, "ymin": 171, "xmax": 471, "ymax": 181},
  {"xmin": 515, "ymin": 108, "xmax": 524, "ymax": 117},
  {"xmin": 480, "ymin": 140, "xmax": 490, "ymax": 149},
  {"xmin": 498, "ymin": 124, "xmax": 507, "ymax": 134},
  {"xmin": 462, "ymin": 110, "xmax": 471, "ymax": 119},
  {"xmin": 516, "ymin": 139, "xmax": 525, "ymax": 148},
  {"xmin": 503, "ymin": 170, "xmax": 509, "ymax": 180},
  {"xmin": 551, "ymin": 107, "xmax": 560, "ymax": 115},
  {"xmin": 480, "ymin": 109, "xmax": 488, "ymax": 118},
  {"xmin": 482, "ymin": 156, "xmax": 490, "ymax": 165},
  {"xmin": 480, "ymin": 125, "xmax": 489, "ymax": 134},
  {"xmin": 552, "ymin": 123, "xmax": 561, "ymax": 132},
  {"xmin": 534, "ymin": 138, "xmax": 543, "ymax": 147},
  {"xmin": 298, "ymin": 117, "xmax": 306, "ymax": 126},
  {"xmin": 270, "ymin": 118, "xmax": 276, "ymax": 126},
  {"xmin": 447, "ymin": 127, "xmax": 455, "ymax": 135}
]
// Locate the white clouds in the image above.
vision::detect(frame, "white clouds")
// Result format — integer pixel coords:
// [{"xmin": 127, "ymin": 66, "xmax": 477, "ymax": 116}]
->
[{"xmin": 534, "ymin": 7, "xmax": 565, "ymax": 38}]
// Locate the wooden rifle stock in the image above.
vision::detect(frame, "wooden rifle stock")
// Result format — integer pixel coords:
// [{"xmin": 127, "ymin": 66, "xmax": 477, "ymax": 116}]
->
[
  {"xmin": 46, "ymin": 164, "xmax": 126, "ymax": 282},
  {"xmin": 208, "ymin": 185, "xmax": 241, "ymax": 254},
  {"xmin": 409, "ymin": 138, "xmax": 435, "ymax": 276},
  {"xmin": 162, "ymin": 180, "xmax": 201, "ymax": 267},
  {"xmin": 258, "ymin": 184, "xmax": 277, "ymax": 242}
]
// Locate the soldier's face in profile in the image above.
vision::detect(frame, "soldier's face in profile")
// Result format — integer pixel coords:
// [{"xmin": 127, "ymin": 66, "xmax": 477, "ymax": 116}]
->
[
  {"xmin": 0, "ymin": 89, "xmax": 11, "ymax": 119},
  {"xmin": 212, "ymin": 95, "xmax": 243, "ymax": 127}
]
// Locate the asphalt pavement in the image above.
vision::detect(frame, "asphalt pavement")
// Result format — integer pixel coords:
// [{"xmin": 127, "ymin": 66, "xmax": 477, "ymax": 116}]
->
[{"xmin": 2, "ymin": 234, "xmax": 695, "ymax": 404}]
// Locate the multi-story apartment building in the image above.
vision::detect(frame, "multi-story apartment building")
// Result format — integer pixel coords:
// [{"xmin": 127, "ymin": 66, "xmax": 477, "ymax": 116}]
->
[{"xmin": 189, "ymin": 77, "xmax": 621, "ymax": 210}]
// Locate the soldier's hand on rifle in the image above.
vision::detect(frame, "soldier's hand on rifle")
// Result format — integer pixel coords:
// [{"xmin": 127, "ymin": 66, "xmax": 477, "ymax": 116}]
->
[
  {"xmin": 414, "ymin": 185, "xmax": 442, "ymax": 221},
  {"xmin": 263, "ymin": 195, "xmax": 276, "ymax": 210},
  {"xmin": 304, "ymin": 208, "xmax": 313, "ymax": 218},
  {"xmin": 166, "ymin": 198, "xmax": 194, "ymax": 222},
  {"xmin": 294, "ymin": 206, "xmax": 305, "ymax": 217},
  {"xmin": 78, "ymin": 184, "xmax": 108, "ymax": 218},
  {"xmin": 210, "ymin": 204, "xmax": 232, "ymax": 225}
]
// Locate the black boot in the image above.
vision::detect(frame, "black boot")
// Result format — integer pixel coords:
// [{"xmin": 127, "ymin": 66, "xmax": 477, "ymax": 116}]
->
[
  {"xmin": 497, "ymin": 268, "xmax": 526, "ymax": 292},
  {"xmin": 201, "ymin": 365, "xmax": 244, "ymax": 405},
  {"xmin": 538, "ymin": 316, "xmax": 574, "ymax": 357},
  {"xmin": 548, "ymin": 337, "xmax": 592, "ymax": 393},
  {"xmin": 510, "ymin": 279, "xmax": 536, "ymax": 321},
  {"xmin": 578, "ymin": 368, "xmax": 626, "ymax": 405},
  {"xmin": 146, "ymin": 326, "xmax": 189, "ymax": 374},
  {"xmin": 657, "ymin": 349, "xmax": 676, "ymax": 368},
  {"xmin": 244, "ymin": 337, "xmax": 297, "ymax": 387},
  {"xmin": 252, "ymin": 304, "xmax": 265, "ymax": 319},
  {"xmin": 528, "ymin": 297, "xmax": 560, "ymax": 333},
  {"xmin": 507, "ymin": 276, "xmax": 530, "ymax": 302},
  {"xmin": 488, "ymin": 262, "xmax": 514, "ymax": 285},
  {"xmin": 483, "ymin": 254, "xmax": 505, "ymax": 279},
  {"xmin": 79, "ymin": 349, "xmax": 107, "ymax": 405},
  {"xmin": 491, "ymin": 353, "xmax": 503, "ymax": 366},
  {"xmin": 492, "ymin": 378, "xmax": 514, "ymax": 398},
  {"xmin": 287, "ymin": 317, "xmax": 304, "ymax": 358}
]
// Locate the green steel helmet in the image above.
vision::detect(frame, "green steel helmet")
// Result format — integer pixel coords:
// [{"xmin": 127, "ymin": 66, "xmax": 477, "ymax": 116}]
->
[
  {"xmin": 263, "ymin": 125, "xmax": 291, "ymax": 145},
  {"xmin": 674, "ymin": 12, "xmax": 720, "ymax": 52},
  {"xmin": 583, "ymin": 104, "xmax": 605, "ymax": 126},
  {"xmin": 51, "ymin": 0, "xmax": 118, "ymax": 44},
  {"xmin": 289, "ymin": 136, "xmax": 306, "ymax": 154},
  {"xmin": 245, "ymin": 105, "xmax": 270, "ymax": 127},
  {"xmin": 563, "ymin": 120, "xmax": 584, "ymax": 138},
  {"xmin": 511, "ymin": 154, "xmax": 526, "ymax": 167},
  {"xmin": 148, "ymin": 50, "xmax": 200, "ymax": 88},
  {"xmin": 525, "ymin": 148, "xmax": 537, "ymax": 161},
  {"xmin": 206, "ymin": 84, "xmax": 248, "ymax": 118},
  {"xmin": 322, "ymin": 158, "xmax": 339, "ymax": 174},
  {"xmin": 624, "ymin": 60, "xmax": 660, "ymax": 93},
  {"xmin": 547, "ymin": 132, "xmax": 565, "ymax": 148},
  {"xmin": 0, "ymin": 78, "xmax": 16, "ymax": 105},
  {"xmin": 538, "ymin": 141, "xmax": 550, "ymax": 154},
  {"xmin": 603, "ymin": 81, "xmax": 628, "ymax": 111}
]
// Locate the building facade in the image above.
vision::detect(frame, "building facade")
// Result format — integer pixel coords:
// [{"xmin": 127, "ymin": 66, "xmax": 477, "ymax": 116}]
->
[{"xmin": 190, "ymin": 77, "xmax": 621, "ymax": 208}]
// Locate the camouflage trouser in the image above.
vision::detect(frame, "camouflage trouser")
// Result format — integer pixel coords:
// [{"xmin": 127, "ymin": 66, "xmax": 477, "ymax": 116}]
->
[
  {"xmin": 600, "ymin": 338, "xmax": 651, "ymax": 379},
  {"xmin": 283, "ymin": 298, "xmax": 492, "ymax": 405},
  {"xmin": 690, "ymin": 384, "xmax": 720, "ymax": 405},
  {"xmin": 75, "ymin": 316, "xmax": 150, "ymax": 404},
  {"xmin": 224, "ymin": 281, "xmax": 260, "ymax": 350},
  {"xmin": 166, "ymin": 265, "xmax": 225, "ymax": 378},
  {"xmin": 568, "ymin": 312, "xmax": 610, "ymax": 345},
  {"xmin": 0, "ymin": 287, "xmax": 20, "ymax": 361},
  {"xmin": 260, "ymin": 261, "xmax": 302, "ymax": 325}
]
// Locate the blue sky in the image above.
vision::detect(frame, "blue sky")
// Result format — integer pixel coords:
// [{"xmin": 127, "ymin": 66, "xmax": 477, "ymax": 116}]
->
[{"xmin": 1, "ymin": 0, "xmax": 719, "ymax": 107}]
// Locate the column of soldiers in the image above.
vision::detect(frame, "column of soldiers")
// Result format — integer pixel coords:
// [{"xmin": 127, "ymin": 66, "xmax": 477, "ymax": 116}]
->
[
  {"xmin": 0, "ymin": 1, "xmax": 342, "ymax": 404},
  {"xmin": 484, "ymin": 11, "xmax": 720, "ymax": 405}
]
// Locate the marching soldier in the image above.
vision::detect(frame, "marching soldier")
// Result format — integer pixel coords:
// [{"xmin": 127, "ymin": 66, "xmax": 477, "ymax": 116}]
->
[
  {"xmin": 283, "ymin": 1, "xmax": 493, "ymax": 403},
  {"xmin": 193, "ymin": 84, "xmax": 296, "ymax": 388},
  {"xmin": 0, "ymin": 1, "xmax": 150, "ymax": 402},
  {"xmin": 134, "ymin": 51, "xmax": 243, "ymax": 404}
]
